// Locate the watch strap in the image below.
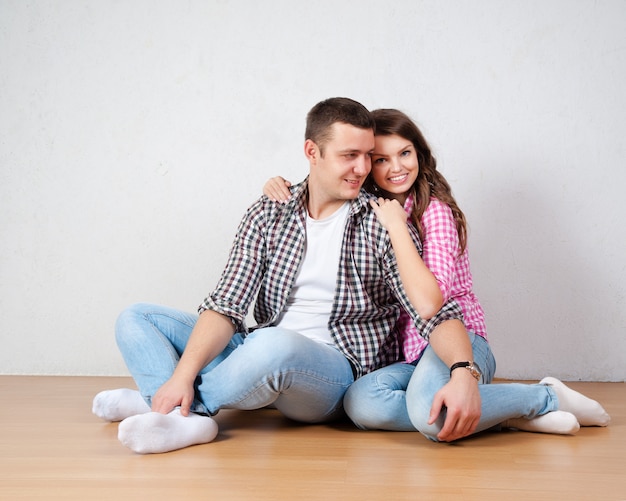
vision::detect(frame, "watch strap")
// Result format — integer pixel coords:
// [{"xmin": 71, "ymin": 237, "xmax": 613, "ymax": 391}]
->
[
  {"xmin": 449, "ymin": 361, "xmax": 471, "ymax": 375},
  {"xmin": 450, "ymin": 361, "xmax": 481, "ymax": 381}
]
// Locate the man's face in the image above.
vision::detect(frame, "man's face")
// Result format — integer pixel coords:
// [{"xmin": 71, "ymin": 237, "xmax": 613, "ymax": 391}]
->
[{"xmin": 307, "ymin": 122, "xmax": 375, "ymax": 204}]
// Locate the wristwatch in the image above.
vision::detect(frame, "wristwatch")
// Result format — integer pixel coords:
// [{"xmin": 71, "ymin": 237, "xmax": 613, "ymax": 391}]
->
[{"xmin": 450, "ymin": 361, "xmax": 481, "ymax": 381}]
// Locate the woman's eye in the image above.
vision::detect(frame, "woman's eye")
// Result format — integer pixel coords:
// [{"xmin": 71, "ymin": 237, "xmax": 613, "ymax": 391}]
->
[
  {"xmin": 373, "ymin": 158, "xmax": 386, "ymax": 164},
  {"xmin": 401, "ymin": 150, "xmax": 411, "ymax": 157}
]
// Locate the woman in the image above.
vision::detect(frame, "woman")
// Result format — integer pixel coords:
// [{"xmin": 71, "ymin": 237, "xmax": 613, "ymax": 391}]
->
[{"xmin": 263, "ymin": 109, "xmax": 610, "ymax": 441}]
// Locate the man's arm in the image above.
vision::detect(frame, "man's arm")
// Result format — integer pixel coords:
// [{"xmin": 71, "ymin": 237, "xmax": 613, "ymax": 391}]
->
[{"xmin": 151, "ymin": 309, "xmax": 235, "ymax": 416}]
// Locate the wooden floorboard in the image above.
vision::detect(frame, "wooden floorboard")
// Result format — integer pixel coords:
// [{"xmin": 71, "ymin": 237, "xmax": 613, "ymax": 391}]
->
[{"xmin": 0, "ymin": 376, "xmax": 624, "ymax": 500}]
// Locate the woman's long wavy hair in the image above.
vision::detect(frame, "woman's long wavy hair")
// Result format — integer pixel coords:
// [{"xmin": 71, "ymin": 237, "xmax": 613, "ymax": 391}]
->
[{"xmin": 364, "ymin": 108, "xmax": 468, "ymax": 254}]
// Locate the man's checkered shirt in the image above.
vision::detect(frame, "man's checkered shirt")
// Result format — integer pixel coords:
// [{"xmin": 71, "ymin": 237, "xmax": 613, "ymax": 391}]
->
[{"xmin": 199, "ymin": 179, "xmax": 463, "ymax": 378}]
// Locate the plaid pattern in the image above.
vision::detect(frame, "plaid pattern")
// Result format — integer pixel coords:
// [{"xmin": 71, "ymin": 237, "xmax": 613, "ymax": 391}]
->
[
  {"xmin": 400, "ymin": 195, "xmax": 487, "ymax": 363},
  {"xmin": 199, "ymin": 179, "xmax": 463, "ymax": 377}
]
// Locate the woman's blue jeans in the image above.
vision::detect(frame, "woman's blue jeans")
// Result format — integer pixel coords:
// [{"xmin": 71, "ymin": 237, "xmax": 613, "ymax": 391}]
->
[
  {"xmin": 115, "ymin": 303, "xmax": 354, "ymax": 422},
  {"xmin": 343, "ymin": 331, "xmax": 559, "ymax": 441}
]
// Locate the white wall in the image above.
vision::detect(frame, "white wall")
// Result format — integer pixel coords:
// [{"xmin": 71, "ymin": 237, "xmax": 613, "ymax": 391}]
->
[{"xmin": 1, "ymin": 0, "xmax": 624, "ymax": 380}]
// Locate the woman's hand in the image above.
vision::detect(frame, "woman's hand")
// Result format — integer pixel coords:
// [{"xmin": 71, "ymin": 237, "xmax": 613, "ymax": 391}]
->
[
  {"xmin": 369, "ymin": 197, "xmax": 408, "ymax": 232},
  {"xmin": 428, "ymin": 369, "xmax": 482, "ymax": 442},
  {"xmin": 263, "ymin": 176, "xmax": 292, "ymax": 202}
]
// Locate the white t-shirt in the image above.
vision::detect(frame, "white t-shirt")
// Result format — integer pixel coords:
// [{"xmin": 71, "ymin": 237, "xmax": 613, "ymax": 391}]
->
[{"xmin": 275, "ymin": 202, "xmax": 349, "ymax": 345}]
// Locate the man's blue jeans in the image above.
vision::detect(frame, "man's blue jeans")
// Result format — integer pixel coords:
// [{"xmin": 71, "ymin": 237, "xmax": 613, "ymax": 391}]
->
[
  {"xmin": 115, "ymin": 303, "xmax": 354, "ymax": 422},
  {"xmin": 343, "ymin": 331, "xmax": 559, "ymax": 440}
]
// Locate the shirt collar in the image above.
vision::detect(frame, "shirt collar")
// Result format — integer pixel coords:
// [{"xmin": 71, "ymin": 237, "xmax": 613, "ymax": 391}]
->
[
  {"xmin": 286, "ymin": 177, "xmax": 371, "ymax": 220},
  {"xmin": 403, "ymin": 193, "xmax": 414, "ymax": 217}
]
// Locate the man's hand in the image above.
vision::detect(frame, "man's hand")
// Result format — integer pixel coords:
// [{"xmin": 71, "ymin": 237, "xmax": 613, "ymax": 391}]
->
[
  {"xmin": 151, "ymin": 375, "xmax": 196, "ymax": 416},
  {"xmin": 428, "ymin": 369, "xmax": 482, "ymax": 442},
  {"xmin": 149, "ymin": 309, "xmax": 234, "ymax": 417}
]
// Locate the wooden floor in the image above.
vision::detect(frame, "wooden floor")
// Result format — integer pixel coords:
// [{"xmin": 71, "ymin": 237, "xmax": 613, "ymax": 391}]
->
[{"xmin": 0, "ymin": 377, "xmax": 624, "ymax": 500}]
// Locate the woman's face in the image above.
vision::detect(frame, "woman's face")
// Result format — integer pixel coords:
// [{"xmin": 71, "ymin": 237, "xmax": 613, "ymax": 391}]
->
[{"xmin": 371, "ymin": 134, "xmax": 419, "ymax": 203}]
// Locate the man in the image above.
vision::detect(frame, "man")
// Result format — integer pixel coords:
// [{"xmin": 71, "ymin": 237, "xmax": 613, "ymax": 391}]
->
[{"xmin": 93, "ymin": 97, "xmax": 462, "ymax": 453}]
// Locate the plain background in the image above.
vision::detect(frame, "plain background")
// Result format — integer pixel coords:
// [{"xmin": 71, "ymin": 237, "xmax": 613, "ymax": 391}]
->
[{"xmin": 1, "ymin": 0, "xmax": 624, "ymax": 381}]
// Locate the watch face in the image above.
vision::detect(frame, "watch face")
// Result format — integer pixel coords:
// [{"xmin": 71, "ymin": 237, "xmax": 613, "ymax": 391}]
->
[{"xmin": 468, "ymin": 364, "xmax": 481, "ymax": 380}]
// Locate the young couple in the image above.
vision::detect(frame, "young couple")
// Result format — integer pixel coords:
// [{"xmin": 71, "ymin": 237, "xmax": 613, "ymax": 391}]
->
[{"xmin": 93, "ymin": 97, "xmax": 609, "ymax": 454}]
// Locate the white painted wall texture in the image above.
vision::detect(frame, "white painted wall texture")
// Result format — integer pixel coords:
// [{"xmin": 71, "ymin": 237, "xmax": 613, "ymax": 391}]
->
[{"xmin": 1, "ymin": 1, "xmax": 624, "ymax": 380}]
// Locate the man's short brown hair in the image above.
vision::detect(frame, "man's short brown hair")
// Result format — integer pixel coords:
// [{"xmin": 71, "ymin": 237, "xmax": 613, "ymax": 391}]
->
[{"xmin": 305, "ymin": 97, "xmax": 374, "ymax": 155}]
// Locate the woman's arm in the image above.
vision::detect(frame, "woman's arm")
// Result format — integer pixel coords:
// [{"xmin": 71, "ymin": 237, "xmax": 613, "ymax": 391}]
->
[
  {"xmin": 427, "ymin": 319, "xmax": 481, "ymax": 441},
  {"xmin": 374, "ymin": 197, "xmax": 480, "ymax": 441},
  {"xmin": 370, "ymin": 197, "xmax": 443, "ymax": 319}
]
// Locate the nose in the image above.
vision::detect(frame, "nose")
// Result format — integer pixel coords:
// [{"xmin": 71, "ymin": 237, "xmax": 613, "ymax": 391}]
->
[
  {"xmin": 354, "ymin": 154, "xmax": 371, "ymax": 176},
  {"xmin": 390, "ymin": 158, "xmax": 401, "ymax": 172}
]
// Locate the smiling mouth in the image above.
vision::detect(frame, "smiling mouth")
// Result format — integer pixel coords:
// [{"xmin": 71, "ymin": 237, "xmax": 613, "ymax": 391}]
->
[{"xmin": 388, "ymin": 174, "xmax": 408, "ymax": 183}]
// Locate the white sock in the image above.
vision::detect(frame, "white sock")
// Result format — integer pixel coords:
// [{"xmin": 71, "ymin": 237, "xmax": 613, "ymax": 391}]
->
[
  {"xmin": 503, "ymin": 410, "xmax": 580, "ymax": 435},
  {"xmin": 540, "ymin": 377, "xmax": 611, "ymax": 427},
  {"xmin": 92, "ymin": 388, "xmax": 151, "ymax": 422},
  {"xmin": 117, "ymin": 408, "xmax": 219, "ymax": 454}
]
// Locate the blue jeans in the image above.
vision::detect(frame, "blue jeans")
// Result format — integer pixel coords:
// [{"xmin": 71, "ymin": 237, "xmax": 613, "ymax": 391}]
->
[
  {"xmin": 343, "ymin": 331, "xmax": 559, "ymax": 441},
  {"xmin": 115, "ymin": 303, "xmax": 354, "ymax": 422}
]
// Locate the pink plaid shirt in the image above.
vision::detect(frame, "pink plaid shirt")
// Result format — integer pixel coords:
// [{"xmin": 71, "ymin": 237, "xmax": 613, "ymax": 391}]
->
[{"xmin": 398, "ymin": 195, "xmax": 487, "ymax": 363}]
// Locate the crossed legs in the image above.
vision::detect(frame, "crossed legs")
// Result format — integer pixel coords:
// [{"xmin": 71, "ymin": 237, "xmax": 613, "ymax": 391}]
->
[
  {"xmin": 345, "ymin": 333, "xmax": 610, "ymax": 440},
  {"xmin": 94, "ymin": 303, "xmax": 354, "ymax": 453}
]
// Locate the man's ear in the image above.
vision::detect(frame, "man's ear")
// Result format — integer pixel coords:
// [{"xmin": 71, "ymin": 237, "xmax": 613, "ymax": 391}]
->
[{"xmin": 304, "ymin": 139, "xmax": 318, "ymax": 163}]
